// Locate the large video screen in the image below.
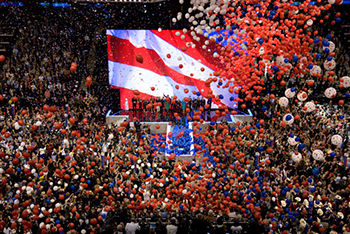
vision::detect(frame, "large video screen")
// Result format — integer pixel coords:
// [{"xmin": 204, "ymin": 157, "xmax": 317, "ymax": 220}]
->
[{"xmin": 107, "ymin": 29, "xmax": 238, "ymax": 109}]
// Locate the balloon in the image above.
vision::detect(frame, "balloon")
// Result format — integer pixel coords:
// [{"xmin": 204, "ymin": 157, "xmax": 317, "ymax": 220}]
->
[
  {"xmin": 331, "ymin": 135, "xmax": 342, "ymax": 146},
  {"xmin": 0, "ymin": 55, "xmax": 5, "ymax": 62},
  {"xmin": 136, "ymin": 55, "xmax": 143, "ymax": 63},
  {"xmin": 324, "ymin": 87, "xmax": 337, "ymax": 99},
  {"xmin": 288, "ymin": 137, "xmax": 298, "ymax": 146},
  {"xmin": 285, "ymin": 89, "xmax": 296, "ymax": 98},
  {"xmin": 297, "ymin": 91, "xmax": 307, "ymax": 102},
  {"xmin": 283, "ymin": 114, "xmax": 294, "ymax": 125},
  {"xmin": 340, "ymin": 76, "xmax": 350, "ymax": 88},
  {"xmin": 291, "ymin": 152, "xmax": 302, "ymax": 163},
  {"xmin": 278, "ymin": 97, "xmax": 289, "ymax": 107},
  {"xmin": 312, "ymin": 150, "xmax": 324, "ymax": 161},
  {"xmin": 304, "ymin": 102, "xmax": 316, "ymax": 113}
]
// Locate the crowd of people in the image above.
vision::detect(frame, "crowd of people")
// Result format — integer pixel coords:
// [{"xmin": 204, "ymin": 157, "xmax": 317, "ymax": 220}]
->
[{"xmin": 0, "ymin": 1, "xmax": 350, "ymax": 234}]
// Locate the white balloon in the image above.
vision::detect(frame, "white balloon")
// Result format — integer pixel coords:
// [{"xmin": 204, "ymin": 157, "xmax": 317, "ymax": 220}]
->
[
  {"xmin": 288, "ymin": 137, "xmax": 298, "ymax": 146},
  {"xmin": 278, "ymin": 97, "xmax": 289, "ymax": 107},
  {"xmin": 340, "ymin": 76, "xmax": 350, "ymax": 88},
  {"xmin": 306, "ymin": 19, "xmax": 313, "ymax": 26},
  {"xmin": 297, "ymin": 91, "xmax": 308, "ymax": 102},
  {"xmin": 323, "ymin": 41, "xmax": 335, "ymax": 53},
  {"xmin": 285, "ymin": 89, "xmax": 296, "ymax": 98},
  {"xmin": 331, "ymin": 135, "xmax": 343, "ymax": 146},
  {"xmin": 312, "ymin": 149, "xmax": 324, "ymax": 161},
  {"xmin": 323, "ymin": 59, "xmax": 336, "ymax": 71},
  {"xmin": 324, "ymin": 87, "xmax": 337, "ymax": 99},
  {"xmin": 291, "ymin": 152, "xmax": 302, "ymax": 163},
  {"xmin": 14, "ymin": 122, "xmax": 20, "ymax": 130},
  {"xmin": 310, "ymin": 65, "xmax": 322, "ymax": 76},
  {"xmin": 304, "ymin": 102, "xmax": 315, "ymax": 112}
]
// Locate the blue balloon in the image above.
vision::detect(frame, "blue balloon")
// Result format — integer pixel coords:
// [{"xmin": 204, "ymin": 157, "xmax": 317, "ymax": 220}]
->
[
  {"xmin": 298, "ymin": 144, "xmax": 305, "ymax": 149},
  {"xmin": 231, "ymin": 127, "xmax": 236, "ymax": 131},
  {"xmin": 291, "ymin": 87, "xmax": 296, "ymax": 92},
  {"xmin": 210, "ymin": 121, "xmax": 215, "ymax": 126},
  {"xmin": 46, "ymin": 199, "xmax": 51, "ymax": 203},
  {"xmin": 265, "ymin": 140, "xmax": 269, "ymax": 144},
  {"xmin": 270, "ymin": 10, "xmax": 276, "ymax": 15},
  {"xmin": 325, "ymin": 48, "xmax": 330, "ymax": 53},
  {"xmin": 273, "ymin": 5, "xmax": 278, "ymax": 10},
  {"xmin": 326, "ymin": 34, "xmax": 332, "ymax": 40},
  {"xmin": 294, "ymin": 188, "xmax": 299, "ymax": 193},
  {"xmin": 268, "ymin": 15, "xmax": 273, "ymax": 20},
  {"xmin": 262, "ymin": 106, "xmax": 267, "ymax": 111},
  {"xmin": 310, "ymin": 186, "xmax": 316, "ymax": 193},
  {"xmin": 272, "ymin": 66, "xmax": 279, "ymax": 71},
  {"xmin": 307, "ymin": 64, "xmax": 313, "ymax": 69},
  {"xmin": 327, "ymin": 56, "xmax": 333, "ymax": 61},
  {"xmin": 218, "ymin": 81, "xmax": 223, "ymax": 86},
  {"xmin": 87, "ymin": 180, "xmax": 91, "ymax": 184},
  {"xmin": 289, "ymin": 133, "xmax": 294, "ymax": 138},
  {"xmin": 258, "ymin": 38, "xmax": 264, "ymax": 44},
  {"xmin": 218, "ymin": 36, "xmax": 223, "ymax": 42},
  {"xmin": 219, "ymin": 94, "xmax": 224, "ymax": 99},
  {"xmin": 102, "ymin": 213, "xmax": 106, "ymax": 218},
  {"xmin": 316, "ymin": 53, "xmax": 321, "ymax": 59},
  {"xmin": 232, "ymin": 25, "xmax": 237, "ymax": 29},
  {"xmin": 292, "ymin": 56, "xmax": 298, "ymax": 62},
  {"xmin": 196, "ymin": 92, "xmax": 201, "ymax": 96},
  {"xmin": 330, "ymin": 152, "xmax": 336, "ymax": 157},
  {"xmin": 257, "ymin": 12, "xmax": 262, "ymax": 17},
  {"xmin": 234, "ymin": 51, "xmax": 239, "ymax": 56},
  {"xmin": 71, "ymin": 185, "xmax": 75, "ymax": 190},
  {"xmin": 313, "ymin": 38, "xmax": 320, "ymax": 44},
  {"xmin": 339, "ymin": 115, "xmax": 344, "ymax": 119},
  {"xmin": 346, "ymin": 93, "xmax": 350, "ymax": 98},
  {"xmin": 17, "ymin": 168, "xmax": 21, "ymax": 172},
  {"xmin": 284, "ymin": 58, "xmax": 289, "ymax": 63},
  {"xmin": 295, "ymin": 137, "xmax": 300, "ymax": 142},
  {"xmin": 230, "ymin": 96, "xmax": 235, "ymax": 101},
  {"xmin": 286, "ymin": 115, "xmax": 292, "ymax": 121},
  {"xmin": 55, "ymin": 220, "xmax": 60, "ymax": 224},
  {"xmin": 258, "ymin": 146, "xmax": 264, "ymax": 151},
  {"xmin": 335, "ymin": 17, "xmax": 341, "ymax": 23},
  {"xmin": 256, "ymin": 123, "xmax": 261, "ymax": 128},
  {"xmin": 322, "ymin": 40, "xmax": 330, "ymax": 46},
  {"xmin": 229, "ymin": 30, "xmax": 234, "ymax": 35}
]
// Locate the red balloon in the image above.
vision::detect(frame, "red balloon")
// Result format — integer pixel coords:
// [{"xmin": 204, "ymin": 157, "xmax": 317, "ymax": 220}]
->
[
  {"xmin": 0, "ymin": 55, "xmax": 5, "ymax": 62},
  {"xmin": 135, "ymin": 55, "xmax": 143, "ymax": 63},
  {"xmin": 69, "ymin": 118, "xmax": 75, "ymax": 124}
]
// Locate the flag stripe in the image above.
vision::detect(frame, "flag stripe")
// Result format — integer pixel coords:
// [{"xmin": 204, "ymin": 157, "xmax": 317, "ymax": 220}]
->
[{"xmin": 150, "ymin": 30, "xmax": 225, "ymax": 71}]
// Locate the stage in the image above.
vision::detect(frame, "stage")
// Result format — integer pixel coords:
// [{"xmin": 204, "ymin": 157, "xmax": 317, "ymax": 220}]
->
[{"xmin": 106, "ymin": 109, "xmax": 253, "ymax": 134}]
